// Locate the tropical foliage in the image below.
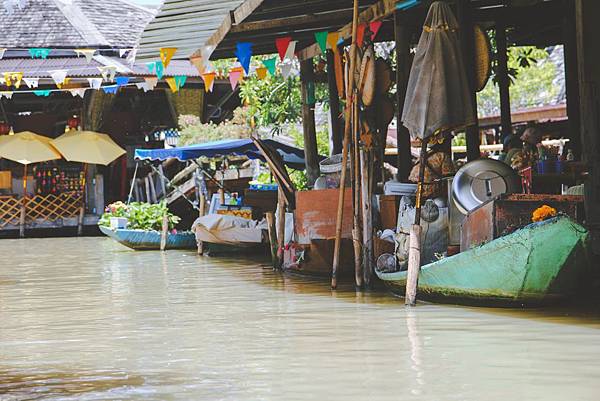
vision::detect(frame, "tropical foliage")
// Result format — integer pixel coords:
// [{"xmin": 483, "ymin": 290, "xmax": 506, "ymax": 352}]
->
[
  {"xmin": 99, "ymin": 201, "xmax": 181, "ymax": 231},
  {"xmin": 177, "ymin": 109, "xmax": 251, "ymax": 146}
]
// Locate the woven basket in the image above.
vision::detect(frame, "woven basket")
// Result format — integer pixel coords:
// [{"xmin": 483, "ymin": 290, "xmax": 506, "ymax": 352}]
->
[{"xmin": 474, "ymin": 24, "xmax": 491, "ymax": 92}]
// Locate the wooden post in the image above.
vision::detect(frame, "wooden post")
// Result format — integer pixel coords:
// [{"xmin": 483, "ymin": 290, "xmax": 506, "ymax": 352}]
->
[
  {"xmin": 197, "ymin": 189, "xmax": 206, "ymax": 255},
  {"xmin": 352, "ymin": 98, "xmax": 363, "ymax": 288},
  {"xmin": 360, "ymin": 148, "xmax": 374, "ymax": 286},
  {"xmin": 145, "ymin": 176, "xmax": 151, "ymax": 203},
  {"xmin": 134, "ymin": 179, "xmax": 141, "ymax": 202},
  {"xmin": 160, "ymin": 213, "xmax": 168, "ymax": 251},
  {"xmin": 457, "ymin": 0, "xmax": 481, "ymax": 161},
  {"xmin": 78, "ymin": 163, "xmax": 88, "ymax": 236},
  {"xmin": 276, "ymin": 188, "xmax": 286, "ymax": 268},
  {"xmin": 575, "ymin": 0, "xmax": 600, "ymax": 256},
  {"xmin": 300, "ymin": 57, "xmax": 321, "ymax": 186},
  {"xmin": 265, "ymin": 212, "xmax": 278, "ymax": 269},
  {"xmin": 332, "ymin": 0, "xmax": 360, "ymax": 289},
  {"xmin": 563, "ymin": 8, "xmax": 581, "ymax": 159},
  {"xmin": 394, "ymin": 10, "xmax": 413, "ymax": 181},
  {"xmin": 326, "ymin": 50, "xmax": 343, "ymax": 155},
  {"xmin": 496, "ymin": 20, "xmax": 512, "ymax": 139},
  {"xmin": 19, "ymin": 164, "xmax": 27, "ymax": 238}
]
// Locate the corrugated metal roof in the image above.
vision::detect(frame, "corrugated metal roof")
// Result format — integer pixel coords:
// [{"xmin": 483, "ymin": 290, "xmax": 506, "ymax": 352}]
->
[{"xmin": 137, "ymin": 0, "xmax": 245, "ymax": 61}]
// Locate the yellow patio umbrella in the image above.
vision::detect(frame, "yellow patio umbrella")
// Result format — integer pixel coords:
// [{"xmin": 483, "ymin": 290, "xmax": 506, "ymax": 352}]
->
[
  {"xmin": 0, "ymin": 131, "xmax": 62, "ymax": 237},
  {"xmin": 51, "ymin": 130, "xmax": 126, "ymax": 165}
]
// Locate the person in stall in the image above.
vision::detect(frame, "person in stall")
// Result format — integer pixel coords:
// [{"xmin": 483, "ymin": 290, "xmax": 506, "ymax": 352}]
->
[
  {"xmin": 510, "ymin": 125, "xmax": 543, "ymax": 172},
  {"xmin": 408, "ymin": 133, "xmax": 455, "ymax": 200},
  {"xmin": 499, "ymin": 134, "xmax": 523, "ymax": 166}
]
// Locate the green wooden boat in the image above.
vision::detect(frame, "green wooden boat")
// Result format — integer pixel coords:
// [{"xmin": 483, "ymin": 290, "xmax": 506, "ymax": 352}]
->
[{"xmin": 376, "ymin": 217, "xmax": 589, "ymax": 306}]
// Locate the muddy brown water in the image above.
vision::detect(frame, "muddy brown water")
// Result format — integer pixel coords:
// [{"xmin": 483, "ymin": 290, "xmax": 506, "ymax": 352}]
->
[{"xmin": 1, "ymin": 237, "xmax": 599, "ymax": 400}]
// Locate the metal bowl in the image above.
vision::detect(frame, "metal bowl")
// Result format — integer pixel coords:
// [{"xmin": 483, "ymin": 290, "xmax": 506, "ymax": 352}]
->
[{"xmin": 452, "ymin": 159, "xmax": 520, "ymax": 214}]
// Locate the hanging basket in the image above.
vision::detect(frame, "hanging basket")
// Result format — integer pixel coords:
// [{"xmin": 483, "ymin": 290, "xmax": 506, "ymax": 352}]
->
[{"xmin": 474, "ymin": 24, "xmax": 492, "ymax": 92}]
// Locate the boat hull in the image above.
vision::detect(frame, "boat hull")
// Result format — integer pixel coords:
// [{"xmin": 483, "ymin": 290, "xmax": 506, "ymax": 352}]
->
[
  {"xmin": 99, "ymin": 226, "xmax": 197, "ymax": 250},
  {"xmin": 376, "ymin": 217, "xmax": 589, "ymax": 306}
]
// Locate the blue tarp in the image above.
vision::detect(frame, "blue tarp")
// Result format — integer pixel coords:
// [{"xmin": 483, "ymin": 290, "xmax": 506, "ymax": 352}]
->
[{"xmin": 134, "ymin": 138, "xmax": 314, "ymax": 169}]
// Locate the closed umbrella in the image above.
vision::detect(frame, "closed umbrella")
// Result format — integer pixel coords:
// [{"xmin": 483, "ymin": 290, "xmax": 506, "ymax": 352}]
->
[
  {"xmin": 51, "ymin": 130, "xmax": 126, "ymax": 235},
  {"xmin": 0, "ymin": 131, "xmax": 63, "ymax": 237},
  {"xmin": 400, "ymin": 2, "xmax": 476, "ymax": 305}
]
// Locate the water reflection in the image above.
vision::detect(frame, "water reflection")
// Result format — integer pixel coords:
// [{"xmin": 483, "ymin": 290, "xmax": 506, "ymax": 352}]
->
[{"xmin": 0, "ymin": 237, "xmax": 599, "ymax": 400}]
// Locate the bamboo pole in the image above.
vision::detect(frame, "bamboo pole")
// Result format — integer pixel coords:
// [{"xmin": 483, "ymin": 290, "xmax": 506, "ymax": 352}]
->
[
  {"xmin": 160, "ymin": 213, "xmax": 168, "ymax": 252},
  {"xmin": 276, "ymin": 187, "xmax": 286, "ymax": 269},
  {"xmin": 265, "ymin": 212, "xmax": 278, "ymax": 269},
  {"xmin": 351, "ymin": 97, "xmax": 363, "ymax": 288},
  {"xmin": 405, "ymin": 140, "xmax": 428, "ymax": 306},
  {"xmin": 332, "ymin": 0, "xmax": 360, "ymax": 289},
  {"xmin": 360, "ymin": 148, "xmax": 373, "ymax": 287}
]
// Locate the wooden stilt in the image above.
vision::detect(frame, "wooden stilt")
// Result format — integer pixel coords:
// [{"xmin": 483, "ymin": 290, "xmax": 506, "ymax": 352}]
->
[
  {"xmin": 20, "ymin": 164, "xmax": 27, "ymax": 238},
  {"xmin": 160, "ymin": 213, "xmax": 168, "ymax": 252},
  {"xmin": 360, "ymin": 148, "xmax": 374, "ymax": 287},
  {"xmin": 78, "ymin": 163, "xmax": 88, "ymax": 236},
  {"xmin": 276, "ymin": 188, "xmax": 286, "ymax": 269},
  {"xmin": 332, "ymin": 0, "xmax": 360, "ymax": 289},
  {"xmin": 394, "ymin": 10, "xmax": 413, "ymax": 181},
  {"xmin": 352, "ymin": 98, "xmax": 363, "ymax": 288},
  {"xmin": 266, "ymin": 212, "xmax": 278, "ymax": 269}
]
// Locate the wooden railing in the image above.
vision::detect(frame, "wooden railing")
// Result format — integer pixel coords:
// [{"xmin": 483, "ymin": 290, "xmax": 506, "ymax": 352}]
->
[
  {"xmin": 0, "ymin": 195, "xmax": 22, "ymax": 228},
  {"xmin": 0, "ymin": 192, "xmax": 83, "ymax": 229}
]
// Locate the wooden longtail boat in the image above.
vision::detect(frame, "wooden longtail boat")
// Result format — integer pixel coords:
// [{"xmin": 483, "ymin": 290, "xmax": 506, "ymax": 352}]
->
[
  {"xmin": 99, "ymin": 226, "xmax": 196, "ymax": 250},
  {"xmin": 376, "ymin": 217, "xmax": 589, "ymax": 306}
]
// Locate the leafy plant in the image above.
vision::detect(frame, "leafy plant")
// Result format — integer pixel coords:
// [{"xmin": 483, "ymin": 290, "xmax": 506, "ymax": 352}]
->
[
  {"xmin": 99, "ymin": 201, "xmax": 181, "ymax": 231},
  {"xmin": 177, "ymin": 109, "xmax": 252, "ymax": 146}
]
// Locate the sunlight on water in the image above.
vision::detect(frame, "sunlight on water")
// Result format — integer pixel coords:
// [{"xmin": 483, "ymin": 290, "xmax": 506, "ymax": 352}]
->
[{"xmin": 1, "ymin": 237, "xmax": 599, "ymax": 400}]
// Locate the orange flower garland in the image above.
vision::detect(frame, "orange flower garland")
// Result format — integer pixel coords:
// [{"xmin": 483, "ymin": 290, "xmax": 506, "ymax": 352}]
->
[{"xmin": 532, "ymin": 205, "xmax": 557, "ymax": 223}]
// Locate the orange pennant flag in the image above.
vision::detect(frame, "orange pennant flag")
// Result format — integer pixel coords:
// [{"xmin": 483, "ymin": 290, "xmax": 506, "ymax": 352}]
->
[
  {"xmin": 327, "ymin": 32, "xmax": 340, "ymax": 52},
  {"xmin": 160, "ymin": 47, "xmax": 177, "ymax": 68},
  {"xmin": 201, "ymin": 72, "xmax": 216, "ymax": 92},
  {"xmin": 256, "ymin": 67, "xmax": 267, "ymax": 80},
  {"xmin": 189, "ymin": 55, "xmax": 205, "ymax": 74}
]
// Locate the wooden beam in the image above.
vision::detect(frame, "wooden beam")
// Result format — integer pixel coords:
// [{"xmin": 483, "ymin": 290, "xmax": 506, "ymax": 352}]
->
[
  {"xmin": 563, "ymin": 5, "xmax": 581, "ymax": 159},
  {"xmin": 496, "ymin": 20, "xmax": 512, "ymax": 139},
  {"xmin": 394, "ymin": 10, "xmax": 412, "ymax": 181},
  {"xmin": 300, "ymin": 58, "xmax": 321, "ymax": 186},
  {"xmin": 229, "ymin": 10, "xmax": 354, "ymax": 34},
  {"xmin": 326, "ymin": 50, "xmax": 343, "ymax": 155},
  {"xmin": 298, "ymin": 0, "xmax": 397, "ymax": 61}
]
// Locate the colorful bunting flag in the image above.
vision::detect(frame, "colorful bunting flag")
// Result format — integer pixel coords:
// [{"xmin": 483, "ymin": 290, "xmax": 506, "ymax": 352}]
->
[
  {"xmin": 0, "ymin": 48, "xmax": 6, "ymax": 60},
  {"xmin": 55, "ymin": 78, "xmax": 71, "ymax": 89},
  {"xmin": 49, "ymin": 69, "xmax": 68, "ymax": 86},
  {"xmin": 327, "ymin": 32, "xmax": 340, "ymax": 52},
  {"xmin": 144, "ymin": 77, "xmax": 158, "ymax": 91},
  {"xmin": 69, "ymin": 88, "xmax": 87, "ymax": 98},
  {"xmin": 357, "ymin": 24, "xmax": 366, "ymax": 47},
  {"xmin": 314, "ymin": 31, "xmax": 328, "ymax": 54},
  {"xmin": 174, "ymin": 75, "xmax": 186, "ymax": 89},
  {"xmin": 275, "ymin": 37, "xmax": 292, "ymax": 61},
  {"xmin": 235, "ymin": 42, "xmax": 253, "ymax": 75},
  {"xmin": 102, "ymin": 85, "xmax": 119, "ymax": 94},
  {"xmin": 145, "ymin": 61, "xmax": 164, "ymax": 80},
  {"xmin": 87, "ymin": 78, "xmax": 103, "ymax": 90},
  {"xmin": 115, "ymin": 76, "xmax": 130, "ymax": 86},
  {"xmin": 98, "ymin": 66, "xmax": 117, "ymax": 82},
  {"xmin": 28, "ymin": 48, "xmax": 51, "ymax": 59},
  {"xmin": 228, "ymin": 67, "xmax": 243, "ymax": 91},
  {"xmin": 201, "ymin": 71, "xmax": 216, "ymax": 92},
  {"xmin": 126, "ymin": 48, "xmax": 137, "ymax": 67},
  {"xmin": 262, "ymin": 58, "xmax": 277, "ymax": 76},
  {"xmin": 370, "ymin": 21, "xmax": 383, "ymax": 41},
  {"xmin": 23, "ymin": 78, "xmax": 39, "ymax": 88},
  {"xmin": 165, "ymin": 75, "xmax": 187, "ymax": 93},
  {"xmin": 0, "ymin": 91, "xmax": 13, "ymax": 99},
  {"xmin": 75, "ymin": 48, "xmax": 95, "ymax": 63},
  {"xmin": 256, "ymin": 67, "xmax": 267, "ymax": 80},
  {"xmin": 284, "ymin": 40, "xmax": 297, "ymax": 61},
  {"xmin": 4, "ymin": 72, "xmax": 23, "ymax": 88},
  {"xmin": 159, "ymin": 47, "xmax": 177, "ymax": 68},
  {"xmin": 33, "ymin": 90, "xmax": 51, "ymax": 97},
  {"xmin": 280, "ymin": 62, "xmax": 293, "ymax": 79}
]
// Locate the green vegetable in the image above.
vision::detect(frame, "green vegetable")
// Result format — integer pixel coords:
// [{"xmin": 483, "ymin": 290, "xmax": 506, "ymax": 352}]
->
[{"xmin": 99, "ymin": 201, "xmax": 181, "ymax": 231}]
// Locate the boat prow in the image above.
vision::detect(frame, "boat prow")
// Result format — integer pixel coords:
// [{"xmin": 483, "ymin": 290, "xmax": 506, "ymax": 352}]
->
[
  {"xmin": 376, "ymin": 216, "xmax": 589, "ymax": 306},
  {"xmin": 99, "ymin": 225, "xmax": 197, "ymax": 250}
]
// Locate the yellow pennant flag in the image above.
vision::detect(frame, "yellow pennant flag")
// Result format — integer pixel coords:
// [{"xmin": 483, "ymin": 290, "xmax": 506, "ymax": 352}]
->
[
  {"xmin": 256, "ymin": 67, "xmax": 267, "ymax": 80},
  {"xmin": 327, "ymin": 32, "xmax": 340, "ymax": 52},
  {"xmin": 166, "ymin": 77, "xmax": 179, "ymax": 93},
  {"xmin": 4, "ymin": 72, "xmax": 23, "ymax": 88},
  {"xmin": 55, "ymin": 78, "xmax": 72, "ymax": 89},
  {"xmin": 160, "ymin": 47, "xmax": 177, "ymax": 68},
  {"xmin": 201, "ymin": 72, "xmax": 216, "ymax": 92}
]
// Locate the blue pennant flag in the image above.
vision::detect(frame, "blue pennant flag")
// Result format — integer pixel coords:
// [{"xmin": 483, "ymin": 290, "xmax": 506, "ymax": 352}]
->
[
  {"xmin": 235, "ymin": 42, "xmax": 253, "ymax": 75},
  {"xmin": 174, "ymin": 75, "xmax": 187, "ymax": 88},
  {"xmin": 102, "ymin": 85, "xmax": 119, "ymax": 94},
  {"xmin": 29, "ymin": 48, "xmax": 51, "ymax": 59},
  {"xmin": 33, "ymin": 89, "xmax": 51, "ymax": 97},
  {"xmin": 115, "ymin": 76, "xmax": 130, "ymax": 86}
]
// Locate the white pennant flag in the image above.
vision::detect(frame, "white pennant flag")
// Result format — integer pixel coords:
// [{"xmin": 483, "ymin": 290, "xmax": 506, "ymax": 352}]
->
[
  {"xmin": 119, "ymin": 49, "xmax": 130, "ymax": 58},
  {"xmin": 75, "ymin": 49, "xmax": 95, "ymax": 63},
  {"xmin": 284, "ymin": 41, "xmax": 297, "ymax": 61},
  {"xmin": 0, "ymin": 91, "xmax": 13, "ymax": 99},
  {"xmin": 98, "ymin": 66, "xmax": 116, "ymax": 82},
  {"xmin": 280, "ymin": 62, "xmax": 293, "ymax": 79},
  {"xmin": 144, "ymin": 77, "xmax": 158, "ymax": 91},
  {"xmin": 49, "ymin": 69, "xmax": 68, "ymax": 85},
  {"xmin": 23, "ymin": 78, "xmax": 39, "ymax": 88},
  {"xmin": 69, "ymin": 88, "xmax": 87, "ymax": 98},
  {"xmin": 126, "ymin": 48, "xmax": 137, "ymax": 67},
  {"xmin": 0, "ymin": 48, "xmax": 6, "ymax": 60},
  {"xmin": 87, "ymin": 77, "xmax": 103, "ymax": 89},
  {"xmin": 135, "ymin": 82, "xmax": 148, "ymax": 92}
]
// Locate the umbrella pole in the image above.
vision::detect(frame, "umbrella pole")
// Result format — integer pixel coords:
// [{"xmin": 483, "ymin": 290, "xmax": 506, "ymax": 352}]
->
[
  {"xmin": 405, "ymin": 139, "xmax": 428, "ymax": 306},
  {"xmin": 19, "ymin": 164, "xmax": 27, "ymax": 238},
  {"xmin": 332, "ymin": 0, "xmax": 360, "ymax": 290},
  {"xmin": 78, "ymin": 163, "xmax": 88, "ymax": 236}
]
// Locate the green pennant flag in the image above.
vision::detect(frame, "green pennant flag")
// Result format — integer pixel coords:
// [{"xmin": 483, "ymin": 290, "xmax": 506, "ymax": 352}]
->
[
  {"xmin": 314, "ymin": 31, "xmax": 328, "ymax": 54},
  {"xmin": 262, "ymin": 57, "xmax": 277, "ymax": 75}
]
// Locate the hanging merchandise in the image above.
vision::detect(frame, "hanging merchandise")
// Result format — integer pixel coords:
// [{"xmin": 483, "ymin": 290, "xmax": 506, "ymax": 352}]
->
[
  {"xmin": 0, "ymin": 48, "xmax": 6, "ymax": 60},
  {"xmin": 98, "ymin": 66, "xmax": 117, "ymax": 82},
  {"xmin": 314, "ymin": 31, "xmax": 328, "ymax": 54},
  {"xmin": 49, "ymin": 69, "xmax": 68, "ymax": 86},
  {"xmin": 284, "ymin": 40, "xmax": 297, "ymax": 61},
  {"xmin": 115, "ymin": 76, "xmax": 130, "ymax": 86},
  {"xmin": 256, "ymin": 67, "xmax": 267, "ymax": 80},
  {"xmin": 228, "ymin": 67, "xmax": 243, "ymax": 90},
  {"xmin": 275, "ymin": 37, "xmax": 292, "ymax": 61},
  {"xmin": 262, "ymin": 58, "xmax": 277, "ymax": 75},
  {"xmin": 33, "ymin": 90, "xmax": 51, "ymax": 97},
  {"xmin": 28, "ymin": 48, "xmax": 51, "ymax": 59},
  {"xmin": 159, "ymin": 47, "xmax": 177, "ymax": 68},
  {"xmin": 235, "ymin": 42, "xmax": 253, "ymax": 75},
  {"xmin": 327, "ymin": 32, "xmax": 340, "ymax": 52},
  {"xmin": 201, "ymin": 72, "xmax": 216, "ymax": 92},
  {"xmin": 75, "ymin": 48, "xmax": 96, "ymax": 63},
  {"xmin": 102, "ymin": 85, "xmax": 119, "ymax": 94},
  {"xmin": 87, "ymin": 77, "xmax": 103, "ymax": 89},
  {"xmin": 4, "ymin": 72, "xmax": 23, "ymax": 88},
  {"xmin": 23, "ymin": 77, "xmax": 39, "ymax": 88}
]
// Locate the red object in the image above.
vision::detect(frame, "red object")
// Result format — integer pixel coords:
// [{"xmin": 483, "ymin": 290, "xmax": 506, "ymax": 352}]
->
[
  {"xmin": 0, "ymin": 121, "xmax": 10, "ymax": 135},
  {"xmin": 357, "ymin": 24, "xmax": 367, "ymax": 47},
  {"xmin": 275, "ymin": 36, "xmax": 292, "ymax": 61},
  {"xmin": 369, "ymin": 21, "xmax": 383, "ymax": 41},
  {"xmin": 67, "ymin": 115, "xmax": 80, "ymax": 129}
]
